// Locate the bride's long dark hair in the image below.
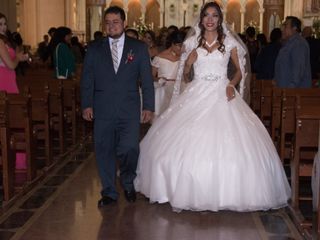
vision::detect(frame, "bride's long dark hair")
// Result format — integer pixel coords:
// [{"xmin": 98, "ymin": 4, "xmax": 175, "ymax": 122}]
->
[{"xmin": 197, "ymin": 2, "xmax": 225, "ymax": 53}]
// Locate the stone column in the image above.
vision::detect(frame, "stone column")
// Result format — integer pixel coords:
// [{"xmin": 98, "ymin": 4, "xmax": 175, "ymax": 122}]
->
[
  {"xmin": 141, "ymin": 5, "xmax": 146, "ymax": 21},
  {"xmin": 19, "ymin": 0, "xmax": 38, "ymax": 48},
  {"xmin": 181, "ymin": 2, "xmax": 188, "ymax": 27},
  {"xmin": 123, "ymin": 0, "xmax": 128, "ymax": 16},
  {"xmin": 105, "ymin": 0, "xmax": 111, "ymax": 8},
  {"xmin": 160, "ymin": 0, "xmax": 164, "ymax": 27},
  {"xmin": 240, "ymin": 8, "xmax": 246, "ymax": 33},
  {"xmin": 284, "ymin": 0, "xmax": 292, "ymax": 18},
  {"xmin": 259, "ymin": 8, "xmax": 265, "ymax": 32}
]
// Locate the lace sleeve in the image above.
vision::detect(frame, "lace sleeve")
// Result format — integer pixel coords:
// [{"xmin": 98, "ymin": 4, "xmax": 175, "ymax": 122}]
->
[
  {"xmin": 225, "ymin": 33, "xmax": 251, "ymax": 104},
  {"xmin": 170, "ymin": 36, "xmax": 197, "ymax": 103}
]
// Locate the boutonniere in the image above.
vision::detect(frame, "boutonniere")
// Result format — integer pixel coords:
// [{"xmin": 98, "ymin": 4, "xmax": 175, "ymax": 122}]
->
[{"xmin": 125, "ymin": 49, "xmax": 134, "ymax": 64}]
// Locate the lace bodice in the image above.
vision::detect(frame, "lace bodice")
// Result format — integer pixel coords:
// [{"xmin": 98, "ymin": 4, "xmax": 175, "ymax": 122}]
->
[{"xmin": 193, "ymin": 36, "xmax": 235, "ymax": 84}]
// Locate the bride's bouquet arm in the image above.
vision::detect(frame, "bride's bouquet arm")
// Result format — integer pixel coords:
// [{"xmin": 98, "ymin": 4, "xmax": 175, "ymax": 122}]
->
[
  {"xmin": 183, "ymin": 49, "xmax": 197, "ymax": 83},
  {"xmin": 227, "ymin": 47, "xmax": 242, "ymax": 101}
]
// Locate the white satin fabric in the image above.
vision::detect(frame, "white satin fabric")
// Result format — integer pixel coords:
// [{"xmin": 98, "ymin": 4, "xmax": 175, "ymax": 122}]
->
[
  {"xmin": 134, "ymin": 35, "xmax": 291, "ymax": 212},
  {"xmin": 152, "ymin": 56, "xmax": 179, "ymax": 117}
]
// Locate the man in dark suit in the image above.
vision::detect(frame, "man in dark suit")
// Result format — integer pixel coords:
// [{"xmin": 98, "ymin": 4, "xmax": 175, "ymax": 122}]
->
[{"xmin": 81, "ymin": 6, "xmax": 154, "ymax": 206}]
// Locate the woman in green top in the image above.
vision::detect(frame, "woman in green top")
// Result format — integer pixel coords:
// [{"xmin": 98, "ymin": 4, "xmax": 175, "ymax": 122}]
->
[{"xmin": 52, "ymin": 27, "xmax": 75, "ymax": 79}]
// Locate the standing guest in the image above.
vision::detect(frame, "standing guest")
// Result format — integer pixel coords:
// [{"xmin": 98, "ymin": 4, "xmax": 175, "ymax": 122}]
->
[
  {"xmin": 255, "ymin": 28, "xmax": 282, "ymax": 80},
  {"xmin": 70, "ymin": 36, "xmax": 85, "ymax": 64},
  {"xmin": 167, "ymin": 25, "xmax": 179, "ymax": 35},
  {"xmin": 93, "ymin": 31, "xmax": 103, "ymax": 41},
  {"xmin": 275, "ymin": 16, "xmax": 312, "ymax": 88},
  {"xmin": 0, "ymin": 12, "xmax": 28, "ymax": 93},
  {"xmin": 11, "ymin": 32, "xmax": 29, "ymax": 76},
  {"xmin": 256, "ymin": 33, "xmax": 267, "ymax": 50},
  {"xmin": 52, "ymin": 27, "xmax": 75, "ymax": 79},
  {"xmin": 152, "ymin": 30, "xmax": 185, "ymax": 118},
  {"xmin": 45, "ymin": 27, "xmax": 56, "ymax": 67},
  {"xmin": 142, "ymin": 30, "xmax": 158, "ymax": 59},
  {"xmin": 86, "ymin": 31, "xmax": 104, "ymax": 50},
  {"xmin": 156, "ymin": 27, "xmax": 169, "ymax": 52},
  {"xmin": 125, "ymin": 28, "xmax": 139, "ymax": 39},
  {"xmin": 302, "ymin": 26, "xmax": 320, "ymax": 82},
  {"xmin": 81, "ymin": 6, "xmax": 154, "ymax": 206},
  {"xmin": 37, "ymin": 34, "xmax": 49, "ymax": 62},
  {"xmin": 245, "ymin": 26, "xmax": 259, "ymax": 72}
]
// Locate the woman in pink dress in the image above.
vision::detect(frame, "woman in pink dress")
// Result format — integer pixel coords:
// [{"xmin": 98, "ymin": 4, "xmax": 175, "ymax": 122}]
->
[{"xmin": 0, "ymin": 12, "xmax": 28, "ymax": 93}]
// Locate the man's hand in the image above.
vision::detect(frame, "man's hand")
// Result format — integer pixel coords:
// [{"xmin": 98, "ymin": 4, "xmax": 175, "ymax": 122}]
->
[
  {"xmin": 82, "ymin": 107, "xmax": 94, "ymax": 121},
  {"xmin": 141, "ymin": 110, "xmax": 154, "ymax": 123}
]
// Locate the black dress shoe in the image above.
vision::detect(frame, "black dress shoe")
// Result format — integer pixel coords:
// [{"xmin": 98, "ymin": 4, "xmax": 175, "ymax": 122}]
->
[
  {"xmin": 124, "ymin": 190, "xmax": 136, "ymax": 203},
  {"xmin": 98, "ymin": 196, "xmax": 116, "ymax": 207}
]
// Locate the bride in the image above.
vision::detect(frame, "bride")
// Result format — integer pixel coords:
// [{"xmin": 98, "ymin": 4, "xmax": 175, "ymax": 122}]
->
[{"xmin": 134, "ymin": 1, "xmax": 291, "ymax": 212}]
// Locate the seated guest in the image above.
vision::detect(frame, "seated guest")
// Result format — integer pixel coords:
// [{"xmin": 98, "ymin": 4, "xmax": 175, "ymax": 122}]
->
[{"xmin": 142, "ymin": 30, "xmax": 158, "ymax": 60}]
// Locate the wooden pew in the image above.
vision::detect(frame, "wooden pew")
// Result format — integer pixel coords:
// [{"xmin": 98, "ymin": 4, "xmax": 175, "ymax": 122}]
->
[
  {"xmin": 0, "ymin": 92, "xmax": 14, "ymax": 201},
  {"xmin": 279, "ymin": 89, "xmax": 320, "ymax": 162},
  {"xmin": 250, "ymin": 76, "xmax": 261, "ymax": 116},
  {"xmin": 46, "ymin": 79, "xmax": 65, "ymax": 154},
  {"xmin": 271, "ymin": 87, "xmax": 282, "ymax": 152},
  {"xmin": 29, "ymin": 84, "xmax": 52, "ymax": 167},
  {"xmin": 18, "ymin": 74, "xmax": 54, "ymax": 167},
  {"xmin": 62, "ymin": 79, "xmax": 77, "ymax": 145},
  {"xmin": 7, "ymin": 92, "xmax": 36, "ymax": 183},
  {"xmin": 291, "ymin": 105, "xmax": 320, "ymax": 208},
  {"xmin": 259, "ymin": 80, "xmax": 274, "ymax": 132},
  {"xmin": 18, "ymin": 73, "xmax": 66, "ymax": 156}
]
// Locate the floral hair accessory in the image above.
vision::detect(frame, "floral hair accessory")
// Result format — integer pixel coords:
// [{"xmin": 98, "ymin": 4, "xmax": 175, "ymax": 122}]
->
[{"xmin": 125, "ymin": 49, "xmax": 134, "ymax": 64}]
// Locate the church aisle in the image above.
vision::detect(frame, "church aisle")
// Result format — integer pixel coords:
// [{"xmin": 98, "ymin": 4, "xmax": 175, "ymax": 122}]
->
[{"xmin": 0, "ymin": 142, "xmax": 303, "ymax": 240}]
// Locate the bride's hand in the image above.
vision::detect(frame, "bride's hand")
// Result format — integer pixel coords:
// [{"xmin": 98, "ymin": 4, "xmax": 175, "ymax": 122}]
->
[
  {"xmin": 185, "ymin": 49, "xmax": 197, "ymax": 66},
  {"xmin": 226, "ymin": 84, "xmax": 236, "ymax": 101}
]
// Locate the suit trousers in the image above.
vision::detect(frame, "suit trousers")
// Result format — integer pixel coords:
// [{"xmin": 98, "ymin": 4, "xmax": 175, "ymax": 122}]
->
[{"xmin": 94, "ymin": 118, "xmax": 140, "ymax": 200}]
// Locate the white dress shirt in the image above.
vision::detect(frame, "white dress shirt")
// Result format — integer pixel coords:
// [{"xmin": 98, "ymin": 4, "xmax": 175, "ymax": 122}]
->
[{"xmin": 108, "ymin": 33, "xmax": 125, "ymax": 65}]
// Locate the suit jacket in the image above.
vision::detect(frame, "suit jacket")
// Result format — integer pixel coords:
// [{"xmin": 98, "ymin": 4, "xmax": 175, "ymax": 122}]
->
[{"xmin": 81, "ymin": 36, "xmax": 154, "ymax": 120}]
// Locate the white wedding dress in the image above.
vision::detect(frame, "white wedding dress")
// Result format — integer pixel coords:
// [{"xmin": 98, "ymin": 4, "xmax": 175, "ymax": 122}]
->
[{"xmin": 134, "ymin": 35, "xmax": 291, "ymax": 212}]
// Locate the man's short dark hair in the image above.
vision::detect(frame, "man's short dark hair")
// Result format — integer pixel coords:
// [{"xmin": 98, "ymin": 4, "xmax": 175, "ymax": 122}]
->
[
  {"xmin": 94, "ymin": 31, "xmax": 103, "ymax": 40},
  {"xmin": 104, "ymin": 6, "xmax": 126, "ymax": 21},
  {"xmin": 286, "ymin": 16, "xmax": 301, "ymax": 33}
]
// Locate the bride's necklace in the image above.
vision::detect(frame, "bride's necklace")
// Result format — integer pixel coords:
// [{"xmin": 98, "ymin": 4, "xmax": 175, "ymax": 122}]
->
[{"xmin": 205, "ymin": 37, "xmax": 218, "ymax": 48}]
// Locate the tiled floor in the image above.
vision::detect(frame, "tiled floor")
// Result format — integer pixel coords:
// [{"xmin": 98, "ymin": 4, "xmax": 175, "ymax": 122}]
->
[{"xmin": 0, "ymin": 140, "xmax": 304, "ymax": 240}]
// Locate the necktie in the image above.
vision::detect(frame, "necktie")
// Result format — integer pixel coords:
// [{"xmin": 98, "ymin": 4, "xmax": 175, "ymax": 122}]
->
[{"xmin": 111, "ymin": 39, "xmax": 119, "ymax": 72}]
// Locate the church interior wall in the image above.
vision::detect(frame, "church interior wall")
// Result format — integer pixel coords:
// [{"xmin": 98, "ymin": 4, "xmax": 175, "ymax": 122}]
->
[{"xmin": 0, "ymin": 0, "xmax": 318, "ymax": 49}]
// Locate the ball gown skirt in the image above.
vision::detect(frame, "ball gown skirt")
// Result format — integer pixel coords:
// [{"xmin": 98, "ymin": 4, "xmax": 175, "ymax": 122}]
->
[{"xmin": 134, "ymin": 78, "xmax": 291, "ymax": 212}]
